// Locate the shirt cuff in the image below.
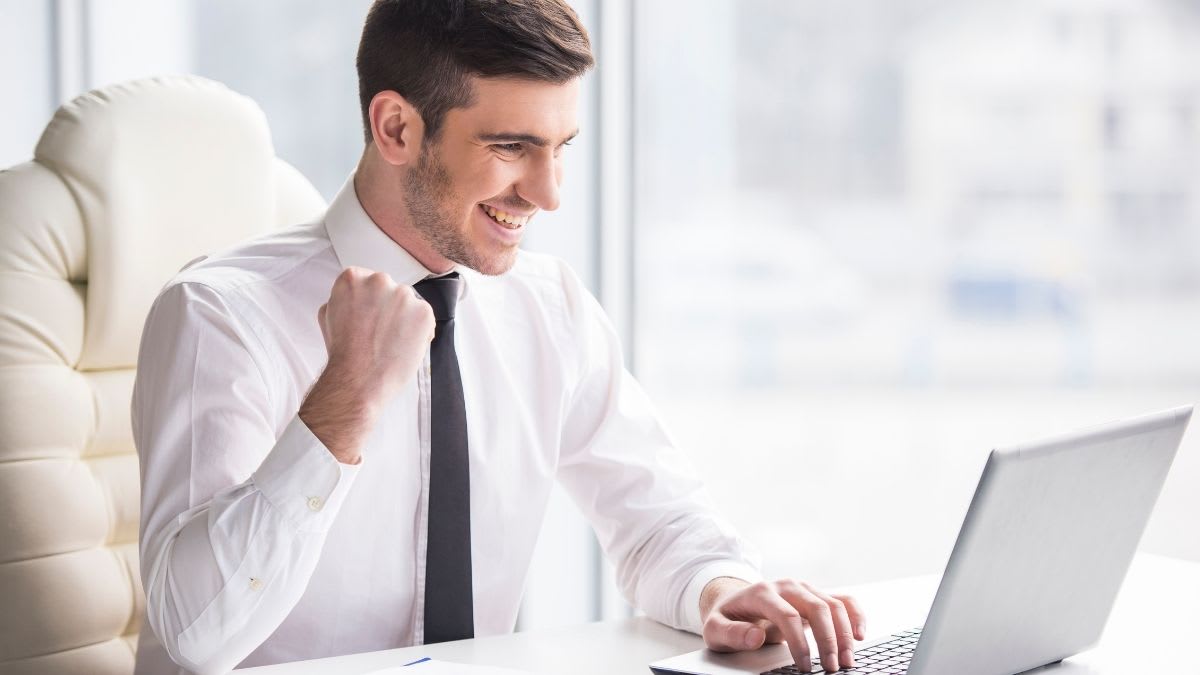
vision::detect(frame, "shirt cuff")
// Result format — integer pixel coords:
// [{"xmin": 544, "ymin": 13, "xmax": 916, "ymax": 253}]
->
[
  {"xmin": 251, "ymin": 414, "xmax": 361, "ymax": 533},
  {"xmin": 680, "ymin": 561, "xmax": 764, "ymax": 634}
]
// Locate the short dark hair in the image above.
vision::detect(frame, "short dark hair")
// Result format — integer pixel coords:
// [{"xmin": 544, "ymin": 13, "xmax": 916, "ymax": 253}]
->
[{"xmin": 356, "ymin": 0, "xmax": 594, "ymax": 144}]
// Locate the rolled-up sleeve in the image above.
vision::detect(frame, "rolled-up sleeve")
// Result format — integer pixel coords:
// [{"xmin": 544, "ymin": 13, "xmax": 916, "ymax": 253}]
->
[
  {"xmin": 134, "ymin": 281, "xmax": 359, "ymax": 675},
  {"xmin": 553, "ymin": 265, "xmax": 761, "ymax": 634}
]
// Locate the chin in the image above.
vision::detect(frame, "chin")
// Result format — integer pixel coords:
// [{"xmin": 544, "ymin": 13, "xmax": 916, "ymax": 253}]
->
[
  {"xmin": 459, "ymin": 246, "xmax": 519, "ymax": 276},
  {"xmin": 474, "ymin": 251, "xmax": 519, "ymax": 276}
]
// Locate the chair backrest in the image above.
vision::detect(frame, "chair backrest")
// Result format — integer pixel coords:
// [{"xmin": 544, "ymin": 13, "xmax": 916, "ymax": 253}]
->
[{"xmin": 0, "ymin": 75, "xmax": 327, "ymax": 675}]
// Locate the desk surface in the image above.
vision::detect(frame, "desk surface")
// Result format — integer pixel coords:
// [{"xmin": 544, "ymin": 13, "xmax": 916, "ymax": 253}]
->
[{"xmin": 237, "ymin": 553, "xmax": 1197, "ymax": 674}]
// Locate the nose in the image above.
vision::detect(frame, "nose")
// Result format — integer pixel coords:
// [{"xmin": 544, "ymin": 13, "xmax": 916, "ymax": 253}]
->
[{"xmin": 515, "ymin": 149, "xmax": 562, "ymax": 212}]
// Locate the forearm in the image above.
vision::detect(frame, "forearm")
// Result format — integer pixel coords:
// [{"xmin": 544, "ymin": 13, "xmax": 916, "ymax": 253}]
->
[
  {"xmin": 600, "ymin": 508, "xmax": 761, "ymax": 632},
  {"xmin": 298, "ymin": 362, "xmax": 383, "ymax": 465},
  {"xmin": 141, "ymin": 416, "xmax": 359, "ymax": 673},
  {"xmin": 144, "ymin": 484, "xmax": 325, "ymax": 674}
]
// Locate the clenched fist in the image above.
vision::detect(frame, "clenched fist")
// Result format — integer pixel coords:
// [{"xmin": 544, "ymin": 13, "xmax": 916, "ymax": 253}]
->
[{"xmin": 300, "ymin": 266, "xmax": 435, "ymax": 463}]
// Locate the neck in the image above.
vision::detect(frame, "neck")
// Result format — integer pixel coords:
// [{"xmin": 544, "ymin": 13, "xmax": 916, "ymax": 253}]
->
[{"xmin": 353, "ymin": 153, "xmax": 455, "ymax": 275}]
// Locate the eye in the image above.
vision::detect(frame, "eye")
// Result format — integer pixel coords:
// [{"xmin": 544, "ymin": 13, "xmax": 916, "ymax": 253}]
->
[{"xmin": 493, "ymin": 142, "xmax": 523, "ymax": 155}]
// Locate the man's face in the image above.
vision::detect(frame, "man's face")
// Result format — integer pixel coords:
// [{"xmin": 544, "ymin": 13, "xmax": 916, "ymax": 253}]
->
[{"xmin": 403, "ymin": 76, "xmax": 580, "ymax": 276}]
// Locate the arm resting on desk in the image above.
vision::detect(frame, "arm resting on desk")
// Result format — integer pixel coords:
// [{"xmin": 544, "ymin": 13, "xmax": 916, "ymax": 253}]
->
[{"xmin": 554, "ymin": 268, "xmax": 761, "ymax": 634}]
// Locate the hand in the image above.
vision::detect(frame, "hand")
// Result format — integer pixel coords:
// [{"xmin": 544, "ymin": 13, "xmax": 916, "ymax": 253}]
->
[
  {"xmin": 700, "ymin": 577, "xmax": 865, "ymax": 673},
  {"xmin": 299, "ymin": 266, "xmax": 435, "ymax": 463}
]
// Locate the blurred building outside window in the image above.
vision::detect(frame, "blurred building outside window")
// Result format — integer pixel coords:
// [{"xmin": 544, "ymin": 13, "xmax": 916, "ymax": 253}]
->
[{"xmin": 632, "ymin": 0, "xmax": 1200, "ymax": 587}]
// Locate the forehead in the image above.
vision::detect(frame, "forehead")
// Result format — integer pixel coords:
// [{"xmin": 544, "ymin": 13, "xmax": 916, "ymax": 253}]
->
[{"xmin": 446, "ymin": 76, "xmax": 580, "ymax": 140}]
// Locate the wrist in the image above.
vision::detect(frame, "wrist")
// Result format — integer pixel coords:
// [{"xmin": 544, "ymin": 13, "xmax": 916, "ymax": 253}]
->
[
  {"xmin": 299, "ymin": 365, "xmax": 382, "ymax": 463},
  {"xmin": 700, "ymin": 576, "xmax": 751, "ymax": 622},
  {"xmin": 322, "ymin": 355, "xmax": 389, "ymax": 406}
]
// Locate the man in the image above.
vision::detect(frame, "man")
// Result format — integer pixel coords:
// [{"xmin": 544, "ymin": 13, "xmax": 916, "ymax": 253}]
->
[{"xmin": 134, "ymin": 1, "xmax": 864, "ymax": 673}]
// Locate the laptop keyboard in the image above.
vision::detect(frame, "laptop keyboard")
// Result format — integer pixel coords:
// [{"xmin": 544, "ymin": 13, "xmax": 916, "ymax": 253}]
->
[{"xmin": 762, "ymin": 627, "xmax": 922, "ymax": 674}]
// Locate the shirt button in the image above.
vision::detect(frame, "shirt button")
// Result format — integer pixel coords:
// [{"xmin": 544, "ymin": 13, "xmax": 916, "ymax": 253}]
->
[
  {"xmin": 249, "ymin": 577, "xmax": 264, "ymax": 591},
  {"xmin": 307, "ymin": 496, "xmax": 324, "ymax": 511}
]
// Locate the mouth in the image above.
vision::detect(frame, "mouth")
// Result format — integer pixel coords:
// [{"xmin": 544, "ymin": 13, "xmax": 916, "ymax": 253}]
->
[{"xmin": 479, "ymin": 203, "xmax": 532, "ymax": 230}]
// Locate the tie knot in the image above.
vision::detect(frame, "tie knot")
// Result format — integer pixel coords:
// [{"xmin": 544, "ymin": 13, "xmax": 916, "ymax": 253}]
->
[{"xmin": 414, "ymin": 272, "xmax": 461, "ymax": 322}]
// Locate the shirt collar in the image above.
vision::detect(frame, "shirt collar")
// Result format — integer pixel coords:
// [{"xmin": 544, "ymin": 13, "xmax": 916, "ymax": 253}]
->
[{"xmin": 324, "ymin": 172, "xmax": 471, "ymax": 299}]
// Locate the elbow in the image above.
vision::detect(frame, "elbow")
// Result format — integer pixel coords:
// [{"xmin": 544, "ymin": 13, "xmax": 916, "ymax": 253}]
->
[
  {"xmin": 151, "ymin": 615, "xmax": 242, "ymax": 675},
  {"xmin": 178, "ymin": 656, "xmax": 239, "ymax": 675},
  {"xmin": 143, "ymin": 565, "xmax": 243, "ymax": 675},
  {"xmin": 145, "ymin": 595, "xmax": 249, "ymax": 675}
]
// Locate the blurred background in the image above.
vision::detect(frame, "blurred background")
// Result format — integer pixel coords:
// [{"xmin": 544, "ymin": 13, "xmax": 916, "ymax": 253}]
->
[{"xmin": 3, "ymin": 0, "xmax": 1198, "ymax": 633}]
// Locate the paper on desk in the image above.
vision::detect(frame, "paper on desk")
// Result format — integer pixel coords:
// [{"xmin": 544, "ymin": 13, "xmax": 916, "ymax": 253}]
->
[{"xmin": 366, "ymin": 658, "xmax": 534, "ymax": 674}]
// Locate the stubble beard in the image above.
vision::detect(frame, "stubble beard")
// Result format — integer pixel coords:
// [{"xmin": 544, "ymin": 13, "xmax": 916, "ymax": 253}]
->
[{"xmin": 404, "ymin": 147, "xmax": 518, "ymax": 276}]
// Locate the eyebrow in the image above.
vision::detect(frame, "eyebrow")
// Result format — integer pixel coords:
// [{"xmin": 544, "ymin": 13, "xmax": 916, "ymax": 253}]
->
[{"xmin": 477, "ymin": 130, "xmax": 579, "ymax": 147}]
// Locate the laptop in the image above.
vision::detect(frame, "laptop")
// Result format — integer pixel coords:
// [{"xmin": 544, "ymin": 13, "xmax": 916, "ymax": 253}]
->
[{"xmin": 650, "ymin": 405, "xmax": 1192, "ymax": 675}]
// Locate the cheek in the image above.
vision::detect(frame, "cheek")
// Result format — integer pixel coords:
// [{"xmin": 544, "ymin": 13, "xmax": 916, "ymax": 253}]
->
[{"xmin": 470, "ymin": 158, "xmax": 522, "ymax": 198}]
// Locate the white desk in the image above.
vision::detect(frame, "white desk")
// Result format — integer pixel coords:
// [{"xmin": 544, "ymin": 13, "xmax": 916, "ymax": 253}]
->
[{"xmin": 237, "ymin": 553, "xmax": 1197, "ymax": 674}]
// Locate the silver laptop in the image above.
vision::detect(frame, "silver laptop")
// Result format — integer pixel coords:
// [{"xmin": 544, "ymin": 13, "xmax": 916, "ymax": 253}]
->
[{"xmin": 650, "ymin": 405, "xmax": 1192, "ymax": 675}]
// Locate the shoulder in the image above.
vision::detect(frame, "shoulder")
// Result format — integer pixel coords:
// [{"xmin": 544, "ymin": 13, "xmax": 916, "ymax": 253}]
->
[
  {"xmin": 170, "ymin": 220, "xmax": 337, "ymax": 296},
  {"xmin": 460, "ymin": 249, "xmax": 603, "ymax": 337},
  {"xmin": 146, "ymin": 220, "xmax": 339, "ymax": 340},
  {"xmin": 463, "ymin": 249, "xmax": 614, "ymax": 356},
  {"xmin": 486, "ymin": 249, "xmax": 593, "ymax": 313}
]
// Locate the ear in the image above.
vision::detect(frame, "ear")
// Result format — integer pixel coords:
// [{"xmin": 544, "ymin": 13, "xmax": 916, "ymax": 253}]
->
[{"xmin": 368, "ymin": 90, "xmax": 425, "ymax": 166}]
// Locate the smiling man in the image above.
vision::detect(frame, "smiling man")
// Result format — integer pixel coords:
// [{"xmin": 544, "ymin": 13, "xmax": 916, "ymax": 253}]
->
[{"xmin": 132, "ymin": 1, "xmax": 862, "ymax": 674}]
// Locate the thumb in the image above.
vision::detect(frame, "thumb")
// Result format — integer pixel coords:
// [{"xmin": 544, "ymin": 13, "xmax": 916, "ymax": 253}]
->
[{"xmin": 703, "ymin": 612, "xmax": 768, "ymax": 653}]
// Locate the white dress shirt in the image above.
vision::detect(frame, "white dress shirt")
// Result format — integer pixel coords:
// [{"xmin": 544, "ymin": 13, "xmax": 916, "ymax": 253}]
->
[{"xmin": 132, "ymin": 176, "xmax": 761, "ymax": 675}]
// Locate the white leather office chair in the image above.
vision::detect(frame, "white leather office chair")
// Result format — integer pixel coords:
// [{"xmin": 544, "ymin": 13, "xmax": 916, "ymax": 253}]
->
[{"xmin": 0, "ymin": 75, "xmax": 326, "ymax": 675}]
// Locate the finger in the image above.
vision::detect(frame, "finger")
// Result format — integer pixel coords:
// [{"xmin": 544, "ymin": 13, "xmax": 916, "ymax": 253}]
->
[
  {"xmin": 832, "ymin": 593, "xmax": 866, "ymax": 641},
  {"xmin": 702, "ymin": 612, "xmax": 767, "ymax": 652},
  {"xmin": 740, "ymin": 586, "xmax": 811, "ymax": 672},
  {"xmin": 763, "ymin": 620, "xmax": 785, "ymax": 645},
  {"xmin": 808, "ymin": 587, "xmax": 855, "ymax": 669},
  {"xmin": 367, "ymin": 270, "xmax": 393, "ymax": 287},
  {"xmin": 777, "ymin": 582, "xmax": 839, "ymax": 671},
  {"xmin": 336, "ymin": 265, "xmax": 367, "ymax": 289}
]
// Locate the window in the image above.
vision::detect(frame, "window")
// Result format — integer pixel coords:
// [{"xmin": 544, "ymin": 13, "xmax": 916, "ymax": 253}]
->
[{"xmin": 632, "ymin": 0, "xmax": 1200, "ymax": 584}]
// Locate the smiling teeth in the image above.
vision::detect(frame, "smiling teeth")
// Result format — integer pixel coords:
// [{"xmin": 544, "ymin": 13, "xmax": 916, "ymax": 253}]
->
[{"xmin": 484, "ymin": 205, "xmax": 530, "ymax": 227}]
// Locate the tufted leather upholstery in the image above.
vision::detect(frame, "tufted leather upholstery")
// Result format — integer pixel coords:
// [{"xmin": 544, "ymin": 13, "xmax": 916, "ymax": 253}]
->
[{"xmin": 0, "ymin": 75, "xmax": 327, "ymax": 675}]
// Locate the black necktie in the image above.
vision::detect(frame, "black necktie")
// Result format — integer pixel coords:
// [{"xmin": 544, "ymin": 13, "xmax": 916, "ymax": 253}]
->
[{"xmin": 413, "ymin": 273, "xmax": 474, "ymax": 644}]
